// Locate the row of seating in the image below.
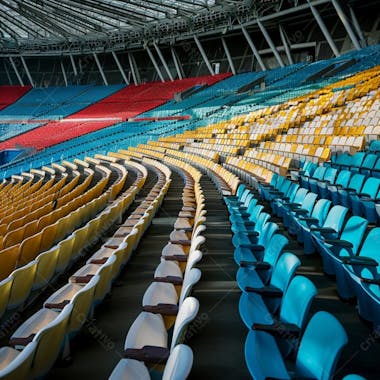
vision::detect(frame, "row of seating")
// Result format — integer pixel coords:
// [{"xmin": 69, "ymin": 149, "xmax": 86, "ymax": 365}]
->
[
  {"xmin": 109, "ymin": 156, "xmax": 205, "ymax": 379},
  {"xmin": 225, "ymin": 184, "xmax": 360, "ymax": 380},
  {"xmin": 0, "ymin": 156, "xmax": 170, "ymax": 379}
]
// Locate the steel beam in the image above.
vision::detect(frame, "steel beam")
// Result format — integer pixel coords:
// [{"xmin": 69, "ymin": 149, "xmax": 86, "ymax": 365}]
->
[
  {"xmin": 9, "ymin": 57, "xmax": 23, "ymax": 86},
  {"xmin": 171, "ymin": 47, "xmax": 183, "ymax": 80},
  {"xmin": 331, "ymin": 0, "xmax": 361, "ymax": 50},
  {"xmin": 153, "ymin": 42, "xmax": 174, "ymax": 81},
  {"xmin": 60, "ymin": 60, "xmax": 68, "ymax": 87},
  {"xmin": 307, "ymin": 0, "xmax": 340, "ymax": 57},
  {"xmin": 241, "ymin": 26, "xmax": 266, "ymax": 71},
  {"xmin": 145, "ymin": 45, "xmax": 165, "ymax": 82},
  {"xmin": 112, "ymin": 51, "xmax": 129, "ymax": 85},
  {"xmin": 349, "ymin": 6, "xmax": 366, "ymax": 48},
  {"xmin": 93, "ymin": 53, "xmax": 108, "ymax": 86},
  {"xmin": 70, "ymin": 54, "xmax": 78, "ymax": 77},
  {"xmin": 279, "ymin": 25, "xmax": 293, "ymax": 65},
  {"xmin": 128, "ymin": 52, "xmax": 139, "ymax": 85},
  {"xmin": 221, "ymin": 37, "xmax": 236, "ymax": 75},
  {"xmin": 20, "ymin": 56, "xmax": 34, "ymax": 86},
  {"xmin": 193, "ymin": 35, "xmax": 214, "ymax": 76},
  {"xmin": 257, "ymin": 19, "xmax": 284, "ymax": 67}
]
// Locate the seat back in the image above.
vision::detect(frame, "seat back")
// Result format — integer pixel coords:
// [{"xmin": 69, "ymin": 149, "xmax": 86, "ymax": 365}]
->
[
  {"xmin": 254, "ymin": 212, "xmax": 270, "ymax": 233},
  {"xmin": 300, "ymin": 193, "xmax": 318, "ymax": 214},
  {"xmin": 280, "ymin": 276, "xmax": 317, "ymax": 329},
  {"xmin": 0, "ymin": 341, "xmax": 37, "ymax": 380},
  {"xmin": 357, "ymin": 228, "xmax": 380, "ymax": 264},
  {"xmin": 185, "ymin": 250, "xmax": 203, "ymax": 277},
  {"xmin": 292, "ymin": 188, "xmax": 308, "ymax": 205},
  {"xmin": 322, "ymin": 167, "xmax": 337, "ymax": 184},
  {"xmin": 163, "ymin": 344, "xmax": 194, "ymax": 380},
  {"xmin": 350, "ymin": 152, "xmax": 366, "ymax": 168},
  {"xmin": 295, "ymin": 311, "xmax": 348, "ymax": 380},
  {"xmin": 248, "ymin": 205, "xmax": 264, "ymax": 223},
  {"xmin": 334, "ymin": 170, "xmax": 351, "ymax": 188},
  {"xmin": 0, "ymin": 277, "xmax": 12, "ymax": 319},
  {"xmin": 68, "ymin": 275, "xmax": 99, "ymax": 334},
  {"xmin": 347, "ymin": 173, "xmax": 366, "ymax": 193},
  {"xmin": 339, "ymin": 216, "xmax": 368, "ymax": 256},
  {"xmin": 322, "ymin": 205, "xmax": 348, "ymax": 233},
  {"xmin": 32, "ymin": 303, "xmax": 73, "ymax": 378},
  {"xmin": 170, "ymin": 297, "xmax": 199, "ymax": 351},
  {"xmin": 179, "ymin": 268, "xmax": 202, "ymax": 306},
  {"xmin": 263, "ymin": 234, "xmax": 289, "ymax": 267},
  {"xmin": 33, "ymin": 247, "xmax": 59, "ymax": 290},
  {"xmin": 310, "ymin": 199, "xmax": 331, "ymax": 226},
  {"xmin": 270, "ymin": 252, "xmax": 301, "ymax": 293},
  {"xmin": 93, "ymin": 255, "xmax": 116, "ymax": 303},
  {"xmin": 311, "ymin": 166, "xmax": 326, "ymax": 180},
  {"xmin": 285, "ymin": 183, "xmax": 300, "ymax": 203},
  {"xmin": 360, "ymin": 177, "xmax": 380, "ymax": 198}
]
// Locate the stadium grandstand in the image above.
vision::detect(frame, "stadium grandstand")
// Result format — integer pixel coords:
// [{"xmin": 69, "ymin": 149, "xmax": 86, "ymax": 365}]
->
[{"xmin": 0, "ymin": 0, "xmax": 379, "ymax": 379}]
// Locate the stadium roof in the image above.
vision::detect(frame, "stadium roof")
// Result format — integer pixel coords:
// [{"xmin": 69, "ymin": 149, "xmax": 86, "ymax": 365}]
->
[{"xmin": 0, "ymin": 0, "xmax": 294, "ymax": 53}]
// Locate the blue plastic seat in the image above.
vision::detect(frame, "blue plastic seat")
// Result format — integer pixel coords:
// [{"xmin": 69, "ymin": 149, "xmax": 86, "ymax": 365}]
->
[
  {"xmin": 237, "ymin": 252, "xmax": 300, "ymax": 313},
  {"xmin": 358, "ymin": 186, "xmax": 380, "ymax": 225},
  {"xmin": 327, "ymin": 170, "xmax": 352, "ymax": 204},
  {"xmin": 285, "ymin": 192, "xmax": 318, "ymax": 232},
  {"xmin": 271, "ymin": 183, "xmax": 299, "ymax": 217},
  {"xmin": 338, "ymin": 173, "xmax": 366, "ymax": 208},
  {"xmin": 315, "ymin": 167, "xmax": 337, "ymax": 198},
  {"xmin": 244, "ymin": 311, "xmax": 348, "ymax": 380},
  {"xmin": 277, "ymin": 188, "xmax": 309, "ymax": 221},
  {"xmin": 239, "ymin": 275, "xmax": 316, "ymax": 356},
  {"xmin": 293, "ymin": 198, "xmax": 331, "ymax": 248},
  {"xmin": 306, "ymin": 205, "xmax": 349, "ymax": 255},
  {"xmin": 333, "ymin": 227, "xmax": 380, "ymax": 300},
  {"xmin": 224, "ymin": 183, "xmax": 246, "ymax": 205},
  {"xmin": 301, "ymin": 166, "xmax": 326, "ymax": 190},
  {"xmin": 315, "ymin": 216, "xmax": 368, "ymax": 276},
  {"xmin": 360, "ymin": 154, "xmax": 378, "ymax": 176},
  {"xmin": 267, "ymin": 178, "xmax": 292, "ymax": 202},
  {"xmin": 232, "ymin": 212, "xmax": 270, "ymax": 248},
  {"xmin": 349, "ymin": 177, "xmax": 380, "ymax": 218}
]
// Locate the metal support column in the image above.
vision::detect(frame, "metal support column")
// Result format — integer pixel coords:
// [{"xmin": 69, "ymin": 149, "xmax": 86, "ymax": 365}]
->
[
  {"xmin": 20, "ymin": 56, "xmax": 34, "ymax": 86},
  {"xmin": 128, "ymin": 52, "xmax": 138, "ymax": 85},
  {"xmin": 331, "ymin": 0, "xmax": 361, "ymax": 50},
  {"xmin": 221, "ymin": 37, "xmax": 236, "ymax": 75},
  {"xmin": 241, "ymin": 26, "xmax": 266, "ymax": 71},
  {"xmin": 70, "ymin": 54, "xmax": 78, "ymax": 77},
  {"xmin": 349, "ymin": 6, "xmax": 366, "ymax": 47},
  {"xmin": 257, "ymin": 20, "xmax": 284, "ymax": 67},
  {"xmin": 9, "ymin": 57, "xmax": 23, "ymax": 86},
  {"xmin": 193, "ymin": 35, "xmax": 215, "ymax": 76},
  {"xmin": 93, "ymin": 53, "xmax": 108, "ymax": 86},
  {"xmin": 60, "ymin": 60, "xmax": 68, "ymax": 87},
  {"xmin": 171, "ymin": 47, "xmax": 183, "ymax": 80},
  {"xmin": 112, "ymin": 51, "xmax": 129, "ymax": 85},
  {"xmin": 307, "ymin": 0, "xmax": 340, "ymax": 56},
  {"xmin": 153, "ymin": 42, "xmax": 174, "ymax": 81},
  {"xmin": 145, "ymin": 45, "xmax": 165, "ymax": 82},
  {"xmin": 279, "ymin": 25, "xmax": 294, "ymax": 65}
]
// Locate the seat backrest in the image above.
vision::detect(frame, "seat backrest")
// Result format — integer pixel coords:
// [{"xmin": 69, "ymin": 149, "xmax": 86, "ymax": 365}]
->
[
  {"xmin": 170, "ymin": 297, "xmax": 199, "ymax": 351},
  {"xmin": 351, "ymin": 152, "xmax": 365, "ymax": 168},
  {"xmin": 270, "ymin": 252, "xmax": 301, "ymax": 293},
  {"xmin": 32, "ymin": 303, "xmax": 73, "ymax": 378},
  {"xmin": 339, "ymin": 216, "xmax": 368, "ymax": 256},
  {"xmin": 255, "ymin": 212, "xmax": 270, "ymax": 233},
  {"xmin": 300, "ymin": 193, "xmax": 318, "ymax": 214},
  {"xmin": 280, "ymin": 276, "xmax": 317, "ymax": 329},
  {"xmin": 179, "ymin": 268, "xmax": 202, "ymax": 306},
  {"xmin": 322, "ymin": 205, "xmax": 348, "ymax": 232},
  {"xmin": 236, "ymin": 184, "xmax": 246, "ymax": 199},
  {"xmin": 163, "ymin": 344, "xmax": 194, "ymax": 380},
  {"xmin": 286, "ymin": 183, "xmax": 300, "ymax": 203},
  {"xmin": 245, "ymin": 198, "xmax": 258, "ymax": 215},
  {"xmin": 335, "ymin": 170, "xmax": 351, "ymax": 188},
  {"xmin": 295, "ymin": 311, "xmax": 348, "ymax": 380},
  {"xmin": 311, "ymin": 166, "xmax": 326, "ymax": 180},
  {"xmin": 248, "ymin": 205, "xmax": 264, "ymax": 223},
  {"xmin": 293, "ymin": 188, "xmax": 308, "ymax": 205},
  {"xmin": 263, "ymin": 234, "xmax": 289, "ymax": 267},
  {"xmin": 185, "ymin": 250, "xmax": 203, "ymax": 277},
  {"xmin": 93, "ymin": 255, "xmax": 116, "ymax": 302},
  {"xmin": 361, "ymin": 154, "xmax": 378, "ymax": 169},
  {"xmin": 323, "ymin": 167, "xmax": 337, "ymax": 183},
  {"xmin": 347, "ymin": 173, "xmax": 366, "ymax": 193},
  {"xmin": 357, "ymin": 227, "xmax": 380, "ymax": 262},
  {"xmin": 0, "ymin": 341, "xmax": 38, "ymax": 380},
  {"xmin": 257, "ymin": 222, "xmax": 278, "ymax": 246},
  {"xmin": 310, "ymin": 199, "xmax": 332, "ymax": 225},
  {"xmin": 68, "ymin": 275, "xmax": 99, "ymax": 334},
  {"xmin": 361, "ymin": 177, "xmax": 380, "ymax": 197}
]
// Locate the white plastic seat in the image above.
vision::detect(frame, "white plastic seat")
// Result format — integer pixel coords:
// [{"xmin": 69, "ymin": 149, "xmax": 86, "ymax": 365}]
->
[{"xmin": 109, "ymin": 344, "xmax": 193, "ymax": 380}]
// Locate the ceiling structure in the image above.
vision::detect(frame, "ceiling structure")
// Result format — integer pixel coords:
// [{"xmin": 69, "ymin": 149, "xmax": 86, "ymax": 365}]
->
[{"xmin": 0, "ymin": 0, "xmax": 303, "ymax": 54}]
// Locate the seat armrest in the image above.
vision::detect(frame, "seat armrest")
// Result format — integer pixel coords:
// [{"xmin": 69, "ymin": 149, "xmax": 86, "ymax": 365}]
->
[
  {"xmin": 154, "ymin": 276, "xmax": 183, "ymax": 285},
  {"xmin": 245, "ymin": 286, "xmax": 283, "ymax": 297},
  {"xmin": 9, "ymin": 334, "xmax": 36, "ymax": 348},
  {"xmin": 324, "ymin": 239, "xmax": 353, "ymax": 248},
  {"xmin": 341, "ymin": 256, "xmax": 378, "ymax": 266},
  {"xmin": 310, "ymin": 227, "xmax": 336, "ymax": 234},
  {"xmin": 124, "ymin": 346, "xmax": 170, "ymax": 364},
  {"xmin": 299, "ymin": 217, "xmax": 319, "ymax": 223},
  {"xmin": 170, "ymin": 239, "xmax": 191, "ymax": 245},
  {"xmin": 142, "ymin": 303, "xmax": 179, "ymax": 316},
  {"xmin": 360, "ymin": 277, "xmax": 380, "ymax": 285},
  {"xmin": 163, "ymin": 254, "xmax": 187, "ymax": 262},
  {"xmin": 89, "ymin": 257, "xmax": 108, "ymax": 265},
  {"xmin": 70, "ymin": 274, "xmax": 94, "ymax": 284},
  {"xmin": 294, "ymin": 209, "xmax": 309, "ymax": 215},
  {"xmin": 44, "ymin": 300, "xmax": 70, "ymax": 310},
  {"xmin": 252, "ymin": 322, "xmax": 300, "ymax": 337}
]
